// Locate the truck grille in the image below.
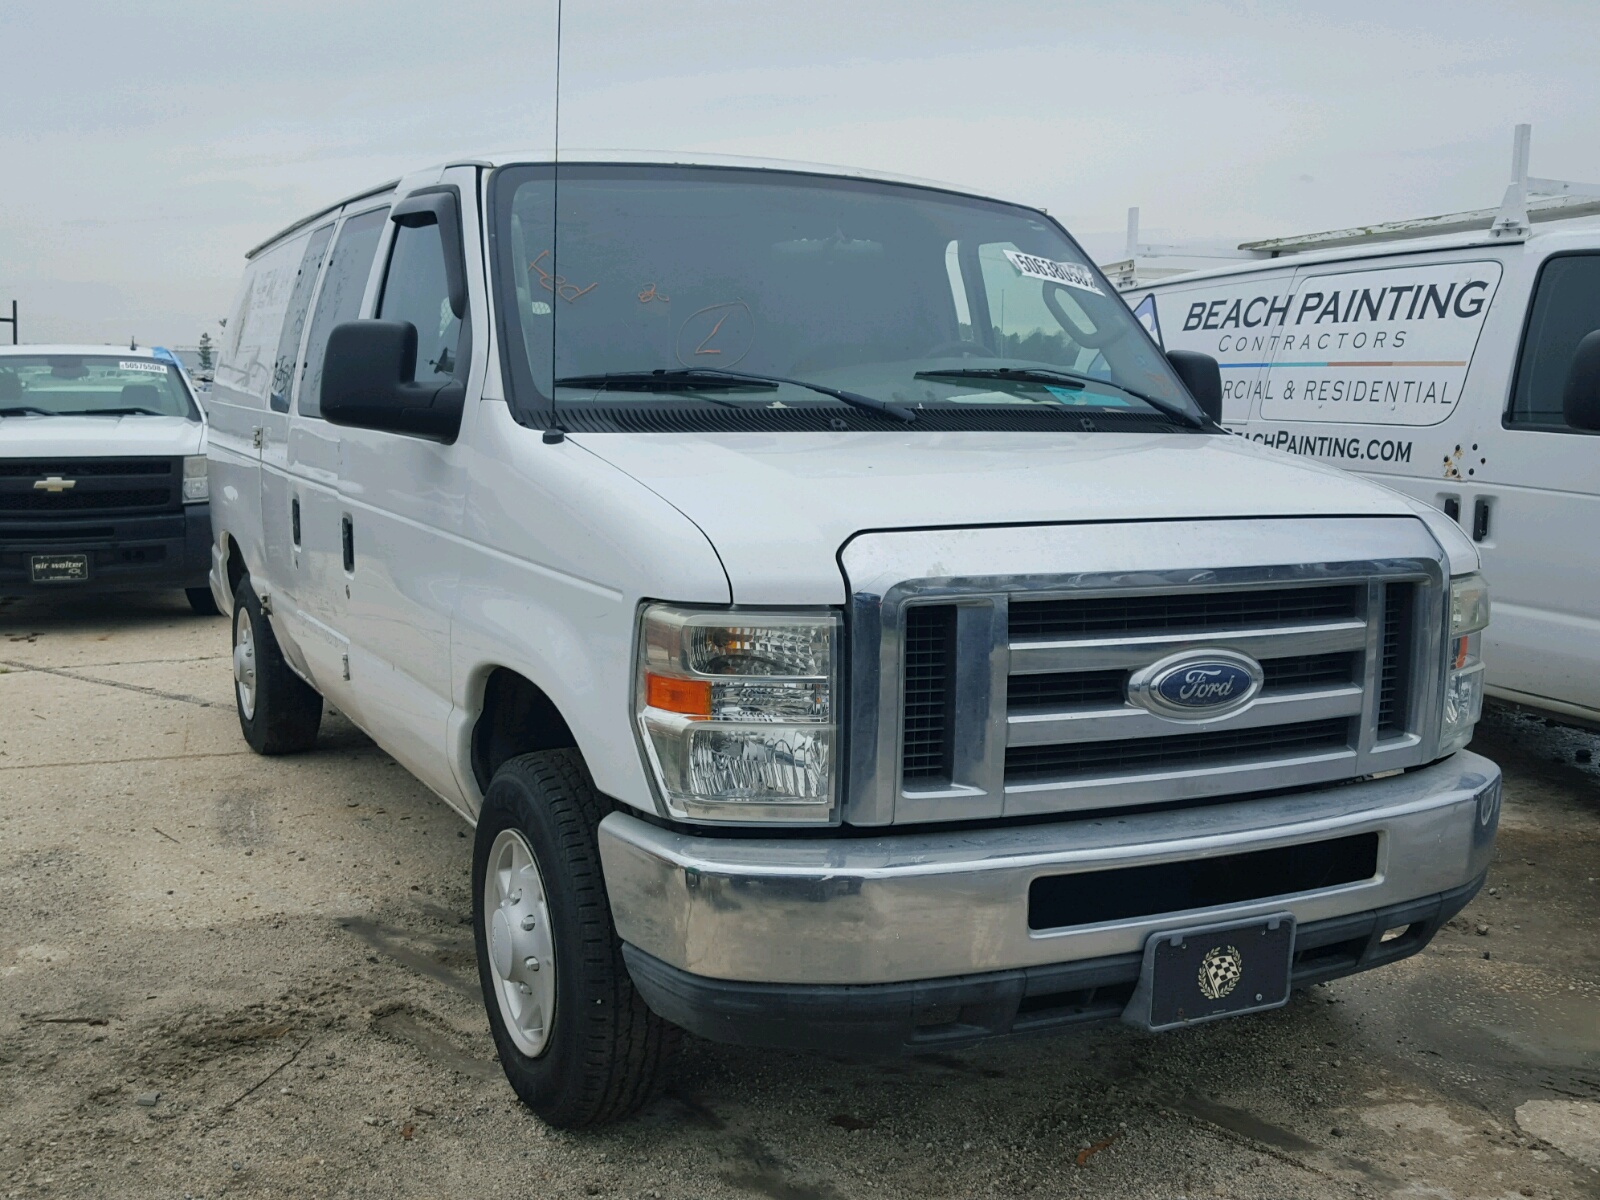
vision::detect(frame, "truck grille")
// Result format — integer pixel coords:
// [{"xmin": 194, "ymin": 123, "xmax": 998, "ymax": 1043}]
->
[
  {"xmin": 1377, "ymin": 583, "xmax": 1415, "ymax": 737},
  {"xmin": 902, "ymin": 604, "xmax": 957, "ymax": 781},
  {"xmin": 1005, "ymin": 717, "xmax": 1352, "ymax": 782},
  {"xmin": 1007, "ymin": 584, "xmax": 1360, "ymax": 638},
  {"xmin": 0, "ymin": 459, "xmax": 179, "ymax": 516},
  {"xmin": 879, "ymin": 570, "xmax": 1439, "ymax": 823},
  {"xmin": 1008, "ymin": 651, "xmax": 1360, "ymax": 712}
]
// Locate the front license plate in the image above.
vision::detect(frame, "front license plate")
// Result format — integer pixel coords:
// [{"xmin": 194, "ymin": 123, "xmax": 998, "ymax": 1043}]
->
[
  {"xmin": 1126, "ymin": 913, "xmax": 1295, "ymax": 1031},
  {"xmin": 30, "ymin": 553, "xmax": 90, "ymax": 584}
]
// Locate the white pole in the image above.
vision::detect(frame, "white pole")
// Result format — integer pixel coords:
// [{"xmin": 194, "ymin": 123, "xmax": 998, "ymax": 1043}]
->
[
  {"xmin": 1491, "ymin": 124, "xmax": 1533, "ymax": 238},
  {"xmin": 1124, "ymin": 207, "xmax": 1140, "ymax": 260},
  {"xmin": 1510, "ymin": 123, "xmax": 1531, "ymax": 187}
]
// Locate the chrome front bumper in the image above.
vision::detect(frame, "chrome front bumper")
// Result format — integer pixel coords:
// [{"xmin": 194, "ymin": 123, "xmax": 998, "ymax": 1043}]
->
[{"xmin": 599, "ymin": 751, "xmax": 1500, "ymax": 987}]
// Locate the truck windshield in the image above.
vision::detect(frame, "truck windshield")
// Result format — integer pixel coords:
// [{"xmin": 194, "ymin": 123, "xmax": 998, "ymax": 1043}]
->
[
  {"xmin": 0, "ymin": 355, "xmax": 197, "ymax": 419},
  {"xmin": 489, "ymin": 164, "xmax": 1200, "ymax": 432}
]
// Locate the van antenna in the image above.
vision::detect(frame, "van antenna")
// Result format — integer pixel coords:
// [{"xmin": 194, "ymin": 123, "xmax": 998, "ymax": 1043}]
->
[{"xmin": 546, "ymin": 0, "xmax": 565, "ymax": 441}]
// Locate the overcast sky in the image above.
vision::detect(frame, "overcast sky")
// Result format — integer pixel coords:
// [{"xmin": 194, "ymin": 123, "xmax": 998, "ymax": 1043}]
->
[{"xmin": 3, "ymin": 0, "xmax": 1598, "ymax": 347}]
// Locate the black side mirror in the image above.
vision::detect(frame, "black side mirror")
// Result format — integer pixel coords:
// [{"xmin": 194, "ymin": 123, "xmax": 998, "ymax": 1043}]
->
[
  {"xmin": 1167, "ymin": 350, "xmax": 1223, "ymax": 425},
  {"xmin": 1563, "ymin": 329, "xmax": 1600, "ymax": 431},
  {"xmin": 321, "ymin": 320, "xmax": 464, "ymax": 440}
]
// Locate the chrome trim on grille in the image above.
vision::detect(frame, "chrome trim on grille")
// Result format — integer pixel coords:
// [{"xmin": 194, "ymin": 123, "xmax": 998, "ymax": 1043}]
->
[
  {"xmin": 1006, "ymin": 684, "xmax": 1365, "ymax": 746},
  {"xmin": 1008, "ymin": 618, "xmax": 1369, "ymax": 674},
  {"xmin": 842, "ymin": 518, "xmax": 1448, "ymax": 827}
]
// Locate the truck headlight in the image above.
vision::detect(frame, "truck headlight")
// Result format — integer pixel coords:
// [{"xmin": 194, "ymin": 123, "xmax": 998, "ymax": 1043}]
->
[
  {"xmin": 182, "ymin": 455, "xmax": 209, "ymax": 503},
  {"xmin": 635, "ymin": 605, "xmax": 840, "ymax": 822},
  {"xmin": 1440, "ymin": 573, "xmax": 1489, "ymax": 755}
]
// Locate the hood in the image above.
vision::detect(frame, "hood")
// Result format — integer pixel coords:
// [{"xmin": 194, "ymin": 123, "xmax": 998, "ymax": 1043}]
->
[
  {"xmin": 0, "ymin": 414, "xmax": 205, "ymax": 459},
  {"xmin": 571, "ymin": 430, "xmax": 1437, "ymax": 604}
]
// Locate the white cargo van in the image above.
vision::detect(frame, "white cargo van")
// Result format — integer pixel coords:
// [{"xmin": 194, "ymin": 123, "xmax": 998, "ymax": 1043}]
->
[
  {"xmin": 207, "ymin": 153, "xmax": 1501, "ymax": 1127},
  {"xmin": 0, "ymin": 345, "xmax": 216, "ymax": 611},
  {"xmin": 1129, "ymin": 217, "xmax": 1600, "ymax": 730}
]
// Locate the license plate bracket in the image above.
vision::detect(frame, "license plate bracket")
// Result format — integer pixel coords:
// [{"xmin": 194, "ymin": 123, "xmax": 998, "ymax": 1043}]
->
[
  {"xmin": 1123, "ymin": 912, "xmax": 1295, "ymax": 1031},
  {"xmin": 29, "ymin": 553, "xmax": 90, "ymax": 584}
]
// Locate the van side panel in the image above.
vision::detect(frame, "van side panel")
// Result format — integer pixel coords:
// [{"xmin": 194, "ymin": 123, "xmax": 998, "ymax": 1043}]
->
[
  {"xmin": 280, "ymin": 202, "xmax": 394, "ymax": 722},
  {"xmin": 332, "ymin": 171, "xmax": 468, "ymax": 804},
  {"xmin": 209, "ymin": 236, "xmax": 303, "ymax": 622},
  {"xmin": 1466, "ymin": 248, "xmax": 1600, "ymax": 716}
]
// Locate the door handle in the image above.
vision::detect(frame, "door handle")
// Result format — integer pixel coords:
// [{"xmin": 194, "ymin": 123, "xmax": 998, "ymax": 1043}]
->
[
  {"xmin": 1472, "ymin": 497, "xmax": 1491, "ymax": 542},
  {"xmin": 341, "ymin": 514, "xmax": 355, "ymax": 573},
  {"xmin": 291, "ymin": 498, "xmax": 301, "ymax": 547}
]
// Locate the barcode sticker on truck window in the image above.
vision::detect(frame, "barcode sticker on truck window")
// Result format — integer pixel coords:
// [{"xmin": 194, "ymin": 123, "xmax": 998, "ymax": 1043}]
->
[
  {"xmin": 1003, "ymin": 250, "xmax": 1104, "ymax": 296},
  {"xmin": 119, "ymin": 361, "xmax": 169, "ymax": 374}
]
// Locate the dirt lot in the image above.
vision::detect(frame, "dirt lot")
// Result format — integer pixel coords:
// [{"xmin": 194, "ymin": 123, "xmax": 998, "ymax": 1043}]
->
[{"xmin": 1, "ymin": 592, "xmax": 1597, "ymax": 1200}]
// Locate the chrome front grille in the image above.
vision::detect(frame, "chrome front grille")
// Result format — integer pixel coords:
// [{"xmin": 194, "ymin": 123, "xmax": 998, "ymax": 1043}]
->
[
  {"xmin": 1004, "ymin": 716, "xmax": 1353, "ymax": 782},
  {"xmin": 842, "ymin": 518, "xmax": 1449, "ymax": 827},
  {"xmin": 902, "ymin": 604, "xmax": 956, "ymax": 781},
  {"xmin": 1006, "ymin": 583, "xmax": 1361, "ymax": 638},
  {"xmin": 1377, "ymin": 581, "xmax": 1415, "ymax": 736}
]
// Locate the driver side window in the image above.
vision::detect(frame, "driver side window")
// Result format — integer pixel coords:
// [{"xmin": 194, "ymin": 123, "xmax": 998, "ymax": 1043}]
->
[{"xmin": 378, "ymin": 222, "xmax": 465, "ymax": 385}]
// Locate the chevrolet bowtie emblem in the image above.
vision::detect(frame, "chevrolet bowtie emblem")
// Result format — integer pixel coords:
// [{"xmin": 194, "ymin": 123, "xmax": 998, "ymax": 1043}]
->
[{"xmin": 33, "ymin": 476, "xmax": 76, "ymax": 493}]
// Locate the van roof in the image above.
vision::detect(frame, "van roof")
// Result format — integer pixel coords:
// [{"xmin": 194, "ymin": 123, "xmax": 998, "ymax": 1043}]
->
[
  {"xmin": 1133, "ymin": 215, "xmax": 1600, "ymax": 291},
  {"xmin": 245, "ymin": 150, "xmax": 1037, "ymax": 262}
]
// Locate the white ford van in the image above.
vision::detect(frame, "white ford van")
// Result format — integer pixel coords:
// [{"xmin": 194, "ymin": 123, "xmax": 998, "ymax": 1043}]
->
[
  {"xmin": 0, "ymin": 345, "xmax": 216, "ymax": 611},
  {"xmin": 207, "ymin": 153, "xmax": 1501, "ymax": 1127},
  {"xmin": 1127, "ymin": 218, "xmax": 1600, "ymax": 730}
]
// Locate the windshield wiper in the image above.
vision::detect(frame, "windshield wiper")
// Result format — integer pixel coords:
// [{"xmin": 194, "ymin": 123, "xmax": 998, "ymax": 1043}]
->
[
  {"xmin": 554, "ymin": 370, "xmax": 774, "ymax": 408},
  {"xmin": 914, "ymin": 366, "xmax": 1203, "ymax": 429},
  {"xmin": 557, "ymin": 368, "xmax": 916, "ymax": 424},
  {"xmin": 688, "ymin": 368, "xmax": 915, "ymax": 423},
  {"xmin": 0, "ymin": 405, "xmax": 53, "ymax": 416}
]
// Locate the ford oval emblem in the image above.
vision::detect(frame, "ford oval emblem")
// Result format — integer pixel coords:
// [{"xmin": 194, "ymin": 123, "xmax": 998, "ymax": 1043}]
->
[{"xmin": 1129, "ymin": 650, "xmax": 1264, "ymax": 721}]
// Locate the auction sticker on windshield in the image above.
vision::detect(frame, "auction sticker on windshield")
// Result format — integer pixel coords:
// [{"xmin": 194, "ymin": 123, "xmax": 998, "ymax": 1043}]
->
[
  {"xmin": 1003, "ymin": 250, "xmax": 1105, "ymax": 295},
  {"xmin": 119, "ymin": 361, "xmax": 169, "ymax": 373}
]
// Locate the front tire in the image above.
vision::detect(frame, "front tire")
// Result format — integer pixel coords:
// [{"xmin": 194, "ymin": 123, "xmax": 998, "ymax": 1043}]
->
[
  {"xmin": 473, "ymin": 749, "xmax": 678, "ymax": 1127},
  {"xmin": 231, "ymin": 577, "xmax": 322, "ymax": 754}
]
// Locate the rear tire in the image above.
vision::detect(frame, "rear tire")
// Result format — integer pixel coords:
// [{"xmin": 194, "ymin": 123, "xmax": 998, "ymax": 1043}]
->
[
  {"xmin": 473, "ymin": 749, "xmax": 678, "ymax": 1128},
  {"xmin": 186, "ymin": 586, "xmax": 221, "ymax": 616},
  {"xmin": 231, "ymin": 577, "xmax": 322, "ymax": 754}
]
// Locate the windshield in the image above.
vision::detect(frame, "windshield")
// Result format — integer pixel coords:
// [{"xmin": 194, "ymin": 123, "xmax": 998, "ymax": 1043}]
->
[
  {"xmin": 489, "ymin": 164, "xmax": 1200, "ymax": 432},
  {"xmin": 0, "ymin": 355, "xmax": 198, "ymax": 419}
]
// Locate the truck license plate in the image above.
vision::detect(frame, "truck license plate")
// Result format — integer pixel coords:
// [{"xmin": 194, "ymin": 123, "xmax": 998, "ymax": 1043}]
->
[
  {"xmin": 1128, "ymin": 913, "xmax": 1294, "ymax": 1031},
  {"xmin": 30, "ymin": 553, "xmax": 90, "ymax": 584}
]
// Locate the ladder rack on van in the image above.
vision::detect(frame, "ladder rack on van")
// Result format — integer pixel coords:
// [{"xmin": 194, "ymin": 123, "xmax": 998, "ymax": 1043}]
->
[{"xmin": 1102, "ymin": 125, "xmax": 1600, "ymax": 290}]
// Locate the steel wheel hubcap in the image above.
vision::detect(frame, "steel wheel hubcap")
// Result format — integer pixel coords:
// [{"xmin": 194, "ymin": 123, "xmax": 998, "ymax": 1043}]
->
[
  {"xmin": 483, "ymin": 828, "xmax": 556, "ymax": 1057},
  {"xmin": 233, "ymin": 606, "xmax": 257, "ymax": 720}
]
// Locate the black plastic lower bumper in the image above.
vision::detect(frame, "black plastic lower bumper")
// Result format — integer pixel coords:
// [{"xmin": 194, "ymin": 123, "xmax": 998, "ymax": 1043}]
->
[
  {"xmin": 623, "ymin": 873, "xmax": 1485, "ymax": 1056},
  {"xmin": 0, "ymin": 505, "xmax": 211, "ymax": 597}
]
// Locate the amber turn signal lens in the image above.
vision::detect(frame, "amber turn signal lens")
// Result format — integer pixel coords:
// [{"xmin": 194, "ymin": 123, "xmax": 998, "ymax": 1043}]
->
[{"xmin": 646, "ymin": 673, "xmax": 712, "ymax": 716}]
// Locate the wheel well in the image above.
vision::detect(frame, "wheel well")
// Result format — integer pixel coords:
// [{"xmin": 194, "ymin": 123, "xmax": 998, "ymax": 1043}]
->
[
  {"xmin": 225, "ymin": 535, "xmax": 247, "ymax": 598},
  {"xmin": 471, "ymin": 668, "xmax": 578, "ymax": 793}
]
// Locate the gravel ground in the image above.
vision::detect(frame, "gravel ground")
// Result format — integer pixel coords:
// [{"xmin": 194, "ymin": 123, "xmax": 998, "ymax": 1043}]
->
[{"xmin": 1, "ymin": 592, "xmax": 1597, "ymax": 1200}]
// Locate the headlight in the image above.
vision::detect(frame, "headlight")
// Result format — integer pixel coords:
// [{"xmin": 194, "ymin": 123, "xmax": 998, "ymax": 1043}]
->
[
  {"xmin": 182, "ymin": 455, "xmax": 209, "ymax": 503},
  {"xmin": 635, "ymin": 605, "xmax": 840, "ymax": 822},
  {"xmin": 1440, "ymin": 573, "xmax": 1489, "ymax": 755}
]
